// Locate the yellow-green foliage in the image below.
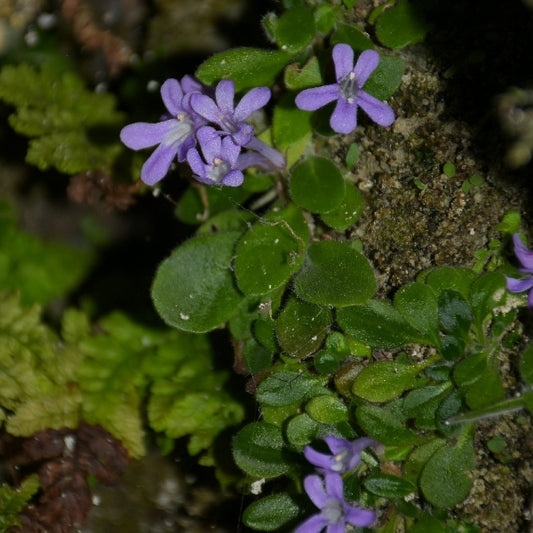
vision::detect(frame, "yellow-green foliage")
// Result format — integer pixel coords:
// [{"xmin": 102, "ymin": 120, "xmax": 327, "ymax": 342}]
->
[
  {"xmin": 0, "ymin": 475, "xmax": 40, "ymax": 531},
  {"xmin": 0, "ymin": 64, "xmax": 124, "ymax": 174}
]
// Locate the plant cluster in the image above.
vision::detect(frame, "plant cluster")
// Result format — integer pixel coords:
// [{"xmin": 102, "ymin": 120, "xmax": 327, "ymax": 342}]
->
[{"xmin": 0, "ymin": 0, "xmax": 531, "ymax": 532}]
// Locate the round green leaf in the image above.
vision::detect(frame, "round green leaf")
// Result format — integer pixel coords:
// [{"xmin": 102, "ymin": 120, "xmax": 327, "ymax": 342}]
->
[
  {"xmin": 352, "ymin": 360, "xmax": 425, "ymax": 402},
  {"xmin": 364, "ymin": 473, "xmax": 416, "ymax": 498},
  {"xmin": 284, "ymin": 56, "xmax": 322, "ymax": 90},
  {"xmin": 306, "ymin": 395, "xmax": 348, "ymax": 424},
  {"xmin": 363, "ymin": 55, "xmax": 406, "ymax": 101},
  {"xmin": 151, "ymin": 231, "xmax": 243, "ymax": 333},
  {"xmin": 234, "ymin": 207, "xmax": 307, "ymax": 296},
  {"xmin": 273, "ymin": 95, "xmax": 313, "ymax": 149},
  {"xmin": 337, "ymin": 300, "xmax": 423, "ymax": 348},
  {"xmin": 243, "ymin": 493, "xmax": 300, "ymax": 531},
  {"xmin": 375, "ymin": 0, "xmax": 428, "ymax": 50},
  {"xmin": 394, "ymin": 282, "xmax": 439, "ymax": 344},
  {"xmin": 294, "ymin": 240, "xmax": 376, "ymax": 307},
  {"xmin": 273, "ymin": 6, "xmax": 316, "ymax": 54},
  {"xmin": 420, "ymin": 430, "xmax": 475, "ymax": 508},
  {"xmin": 321, "ymin": 183, "xmax": 365, "ymax": 231},
  {"xmin": 195, "ymin": 48, "xmax": 291, "ymax": 91},
  {"xmin": 331, "ymin": 23, "xmax": 374, "ymax": 52},
  {"xmin": 256, "ymin": 371, "xmax": 318, "ymax": 407},
  {"xmin": 233, "ymin": 422, "xmax": 292, "ymax": 478},
  {"xmin": 289, "ymin": 157, "xmax": 345, "ymax": 214},
  {"xmin": 470, "ymin": 272, "xmax": 507, "ymax": 330},
  {"xmin": 276, "ymin": 297, "xmax": 331, "ymax": 357},
  {"xmin": 285, "ymin": 413, "xmax": 319, "ymax": 446}
]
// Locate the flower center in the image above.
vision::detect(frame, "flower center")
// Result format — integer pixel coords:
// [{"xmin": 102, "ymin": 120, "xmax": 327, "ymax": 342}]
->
[
  {"xmin": 339, "ymin": 72, "xmax": 359, "ymax": 104},
  {"xmin": 323, "ymin": 498, "xmax": 344, "ymax": 525},
  {"xmin": 164, "ymin": 113, "xmax": 193, "ymax": 146},
  {"xmin": 332, "ymin": 448, "xmax": 351, "ymax": 472},
  {"xmin": 207, "ymin": 157, "xmax": 230, "ymax": 182}
]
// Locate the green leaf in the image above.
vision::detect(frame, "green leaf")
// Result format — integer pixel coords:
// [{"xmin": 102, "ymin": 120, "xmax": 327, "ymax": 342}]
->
[
  {"xmin": 520, "ymin": 341, "xmax": 533, "ymax": 384},
  {"xmin": 337, "ymin": 300, "xmax": 424, "ymax": 348},
  {"xmin": 234, "ymin": 205, "xmax": 308, "ymax": 296},
  {"xmin": 402, "ymin": 382, "xmax": 452, "ymax": 430},
  {"xmin": 495, "ymin": 209, "xmax": 521, "ymax": 234},
  {"xmin": 243, "ymin": 493, "xmax": 301, "ymax": 531},
  {"xmin": 289, "ymin": 157, "xmax": 345, "ymax": 214},
  {"xmin": 273, "ymin": 6, "xmax": 316, "ymax": 54},
  {"xmin": 345, "ymin": 143, "xmax": 360, "ymax": 168},
  {"xmin": 294, "ymin": 240, "xmax": 376, "ymax": 307},
  {"xmin": 420, "ymin": 426, "xmax": 476, "ymax": 508},
  {"xmin": 356, "ymin": 404, "xmax": 419, "ymax": 446},
  {"xmin": 352, "ymin": 360, "xmax": 429, "ymax": 402},
  {"xmin": 321, "ymin": 182, "xmax": 365, "ymax": 231},
  {"xmin": 0, "ymin": 475, "xmax": 40, "ymax": 531},
  {"xmin": 363, "ymin": 55, "xmax": 406, "ymax": 101},
  {"xmin": 394, "ymin": 283, "xmax": 439, "ymax": 344},
  {"xmin": 195, "ymin": 48, "xmax": 291, "ymax": 91},
  {"xmin": 306, "ymin": 394, "xmax": 349, "ymax": 424},
  {"xmin": 256, "ymin": 371, "xmax": 321, "ymax": 407},
  {"xmin": 0, "ymin": 64, "xmax": 123, "ymax": 174},
  {"xmin": 364, "ymin": 473, "xmax": 416, "ymax": 498},
  {"xmin": 233, "ymin": 422, "xmax": 292, "ymax": 478},
  {"xmin": 152, "ymin": 231, "xmax": 244, "ymax": 332},
  {"xmin": 331, "ymin": 23, "xmax": 375, "ymax": 52},
  {"xmin": 276, "ymin": 297, "xmax": 331, "ymax": 358},
  {"xmin": 314, "ymin": 4, "xmax": 338, "ymax": 34},
  {"xmin": 470, "ymin": 272, "xmax": 507, "ymax": 331},
  {"xmin": 273, "ymin": 95, "xmax": 313, "ymax": 149},
  {"xmin": 420, "ymin": 266, "xmax": 476, "ymax": 299},
  {"xmin": 375, "ymin": 0, "xmax": 428, "ymax": 50},
  {"xmin": 403, "ymin": 438, "xmax": 447, "ymax": 486},
  {"xmin": 285, "ymin": 413, "xmax": 319, "ymax": 446},
  {"xmin": 284, "ymin": 56, "xmax": 323, "ymax": 90},
  {"xmin": 438, "ymin": 289, "xmax": 472, "ymax": 339}
]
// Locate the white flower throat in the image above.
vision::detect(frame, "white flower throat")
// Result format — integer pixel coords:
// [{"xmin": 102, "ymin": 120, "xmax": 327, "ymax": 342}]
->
[{"xmin": 339, "ymin": 72, "xmax": 359, "ymax": 104}]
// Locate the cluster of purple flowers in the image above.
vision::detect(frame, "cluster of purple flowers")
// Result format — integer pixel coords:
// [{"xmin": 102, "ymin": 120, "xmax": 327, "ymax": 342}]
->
[
  {"xmin": 120, "ymin": 76, "xmax": 285, "ymax": 187},
  {"xmin": 295, "ymin": 435, "xmax": 377, "ymax": 533},
  {"xmin": 120, "ymin": 44, "xmax": 395, "ymax": 188}
]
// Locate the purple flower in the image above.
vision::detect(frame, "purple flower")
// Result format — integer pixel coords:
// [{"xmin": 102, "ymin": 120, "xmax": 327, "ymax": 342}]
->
[
  {"xmin": 186, "ymin": 126, "xmax": 244, "ymax": 187},
  {"xmin": 304, "ymin": 436, "xmax": 376, "ymax": 474},
  {"xmin": 295, "ymin": 473, "xmax": 376, "ymax": 533},
  {"xmin": 190, "ymin": 79, "xmax": 271, "ymax": 147},
  {"xmin": 506, "ymin": 233, "xmax": 533, "ymax": 308},
  {"xmin": 295, "ymin": 44, "xmax": 395, "ymax": 134},
  {"xmin": 120, "ymin": 76, "xmax": 205, "ymax": 185}
]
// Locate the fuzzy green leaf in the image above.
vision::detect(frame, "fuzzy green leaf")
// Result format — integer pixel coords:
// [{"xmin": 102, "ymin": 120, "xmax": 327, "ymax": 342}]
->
[
  {"xmin": 243, "ymin": 493, "xmax": 301, "ymax": 531},
  {"xmin": 0, "ymin": 475, "xmax": 40, "ymax": 531}
]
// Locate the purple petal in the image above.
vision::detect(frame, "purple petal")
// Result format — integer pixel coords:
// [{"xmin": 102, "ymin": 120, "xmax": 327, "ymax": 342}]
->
[
  {"xmin": 330, "ymin": 98, "xmax": 358, "ymax": 134},
  {"xmin": 186, "ymin": 147, "xmax": 207, "ymax": 178},
  {"xmin": 295, "ymin": 85, "xmax": 339, "ymax": 111},
  {"xmin": 513, "ymin": 233, "xmax": 533, "ymax": 271},
  {"xmin": 344, "ymin": 506, "xmax": 376, "ymax": 528},
  {"xmin": 140, "ymin": 142, "xmax": 177, "ymax": 185},
  {"xmin": 231, "ymin": 123, "xmax": 255, "ymax": 147},
  {"xmin": 323, "ymin": 436, "xmax": 350, "ymax": 455},
  {"xmin": 161, "ymin": 79, "xmax": 184, "ymax": 116},
  {"xmin": 190, "ymin": 93, "xmax": 221, "ymax": 123},
  {"xmin": 234, "ymin": 87, "xmax": 271, "ymax": 121},
  {"xmin": 221, "ymin": 136, "xmax": 241, "ymax": 165},
  {"xmin": 175, "ymin": 134, "xmax": 196, "ymax": 162},
  {"xmin": 528, "ymin": 289, "xmax": 533, "ymax": 310},
  {"xmin": 303, "ymin": 475, "xmax": 327, "ymax": 508},
  {"xmin": 215, "ymin": 80, "xmax": 235, "ymax": 114},
  {"xmin": 180, "ymin": 74, "xmax": 203, "ymax": 94},
  {"xmin": 221, "ymin": 169, "xmax": 244, "ymax": 187},
  {"xmin": 327, "ymin": 523, "xmax": 345, "ymax": 533},
  {"xmin": 304, "ymin": 446, "xmax": 335, "ymax": 470},
  {"xmin": 332, "ymin": 43, "xmax": 354, "ymax": 81},
  {"xmin": 324, "ymin": 473, "xmax": 344, "ymax": 501},
  {"xmin": 197, "ymin": 126, "xmax": 222, "ymax": 162},
  {"xmin": 120, "ymin": 120, "xmax": 176, "ymax": 150},
  {"xmin": 294, "ymin": 514, "xmax": 329, "ymax": 533},
  {"xmin": 245, "ymin": 136, "xmax": 285, "ymax": 169},
  {"xmin": 505, "ymin": 276, "xmax": 533, "ymax": 293},
  {"xmin": 357, "ymin": 90, "xmax": 395, "ymax": 126},
  {"xmin": 353, "ymin": 49, "xmax": 380, "ymax": 87}
]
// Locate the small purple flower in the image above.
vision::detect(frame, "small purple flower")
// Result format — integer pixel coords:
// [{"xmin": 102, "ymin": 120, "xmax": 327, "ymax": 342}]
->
[
  {"xmin": 295, "ymin": 473, "xmax": 376, "ymax": 533},
  {"xmin": 304, "ymin": 436, "xmax": 376, "ymax": 474},
  {"xmin": 506, "ymin": 233, "xmax": 533, "ymax": 308},
  {"xmin": 186, "ymin": 126, "xmax": 244, "ymax": 187},
  {"xmin": 190, "ymin": 79, "xmax": 271, "ymax": 146},
  {"xmin": 120, "ymin": 76, "xmax": 205, "ymax": 185},
  {"xmin": 295, "ymin": 44, "xmax": 395, "ymax": 134}
]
